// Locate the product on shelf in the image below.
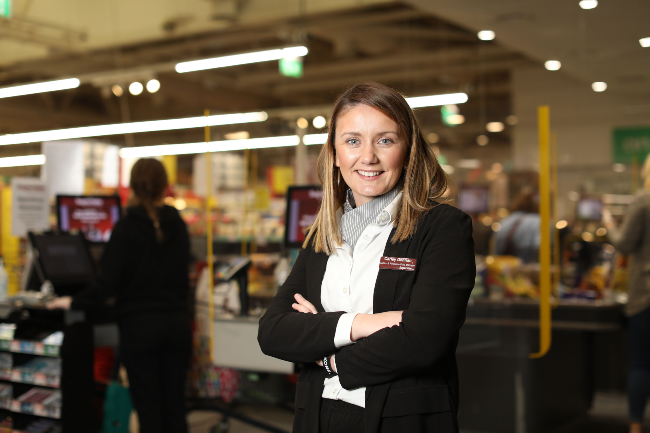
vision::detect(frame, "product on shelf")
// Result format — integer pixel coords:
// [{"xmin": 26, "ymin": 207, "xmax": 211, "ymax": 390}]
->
[
  {"xmin": 0, "ymin": 383, "xmax": 12, "ymax": 398},
  {"xmin": 21, "ymin": 359, "xmax": 61, "ymax": 376},
  {"xmin": 0, "ymin": 353, "xmax": 12, "ymax": 369},
  {"xmin": 0, "ymin": 324, "xmax": 16, "ymax": 341}
]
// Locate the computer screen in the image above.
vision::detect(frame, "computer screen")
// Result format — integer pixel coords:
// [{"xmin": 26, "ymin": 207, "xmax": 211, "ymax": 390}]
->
[
  {"xmin": 29, "ymin": 233, "xmax": 96, "ymax": 287},
  {"xmin": 284, "ymin": 186, "xmax": 322, "ymax": 249},
  {"xmin": 57, "ymin": 195, "xmax": 121, "ymax": 243},
  {"xmin": 458, "ymin": 185, "xmax": 489, "ymax": 214},
  {"xmin": 577, "ymin": 198, "xmax": 602, "ymax": 221}
]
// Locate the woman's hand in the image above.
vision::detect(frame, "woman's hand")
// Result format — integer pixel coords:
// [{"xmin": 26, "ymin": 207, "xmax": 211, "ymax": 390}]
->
[
  {"xmin": 351, "ymin": 311, "xmax": 403, "ymax": 341},
  {"xmin": 292, "ymin": 293, "xmax": 317, "ymax": 314},
  {"xmin": 46, "ymin": 297, "xmax": 72, "ymax": 310}
]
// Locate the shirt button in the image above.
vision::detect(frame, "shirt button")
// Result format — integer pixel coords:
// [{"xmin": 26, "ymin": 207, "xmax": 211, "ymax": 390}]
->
[
  {"xmin": 363, "ymin": 235, "xmax": 369, "ymax": 240},
  {"xmin": 343, "ymin": 287, "xmax": 348, "ymax": 294},
  {"xmin": 333, "ymin": 389, "xmax": 339, "ymax": 395}
]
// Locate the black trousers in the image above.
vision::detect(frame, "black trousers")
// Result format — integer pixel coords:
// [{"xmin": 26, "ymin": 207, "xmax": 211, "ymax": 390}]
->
[
  {"xmin": 628, "ymin": 306, "xmax": 650, "ymax": 423},
  {"xmin": 118, "ymin": 310, "xmax": 192, "ymax": 433},
  {"xmin": 320, "ymin": 399, "xmax": 365, "ymax": 433}
]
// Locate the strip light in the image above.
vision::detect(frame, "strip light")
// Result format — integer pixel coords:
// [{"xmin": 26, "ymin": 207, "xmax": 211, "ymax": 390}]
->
[
  {"xmin": 176, "ymin": 46, "xmax": 309, "ymax": 73},
  {"xmin": 0, "ymin": 78, "xmax": 80, "ymax": 99},
  {"xmin": 119, "ymin": 135, "xmax": 301, "ymax": 158},
  {"xmin": 0, "ymin": 112, "xmax": 268, "ymax": 146},
  {"xmin": 406, "ymin": 93, "xmax": 468, "ymax": 108},
  {"xmin": 0, "ymin": 154, "xmax": 46, "ymax": 168}
]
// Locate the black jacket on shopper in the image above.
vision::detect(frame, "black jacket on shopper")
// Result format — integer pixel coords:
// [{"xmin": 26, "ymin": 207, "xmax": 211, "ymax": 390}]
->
[
  {"xmin": 71, "ymin": 204, "xmax": 191, "ymax": 317},
  {"xmin": 258, "ymin": 204, "xmax": 475, "ymax": 433}
]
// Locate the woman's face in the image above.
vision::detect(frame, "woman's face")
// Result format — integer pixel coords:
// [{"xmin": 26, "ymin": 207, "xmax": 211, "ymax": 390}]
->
[{"xmin": 334, "ymin": 104, "xmax": 408, "ymax": 207}]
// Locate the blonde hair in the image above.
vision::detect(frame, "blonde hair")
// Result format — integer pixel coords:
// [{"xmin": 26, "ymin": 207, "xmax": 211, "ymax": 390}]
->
[{"xmin": 303, "ymin": 83, "xmax": 448, "ymax": 254}]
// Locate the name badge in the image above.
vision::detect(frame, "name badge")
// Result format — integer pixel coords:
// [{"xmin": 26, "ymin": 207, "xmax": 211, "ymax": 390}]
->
[{"xmin": 379, "ymin": 257, "xmax": 417, "ymax": 271}]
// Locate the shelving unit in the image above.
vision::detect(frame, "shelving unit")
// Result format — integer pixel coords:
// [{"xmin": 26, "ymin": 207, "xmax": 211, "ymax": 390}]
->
[{"xmin": 0, "ymin": 309, "xmax": 94, "ymax": 433}]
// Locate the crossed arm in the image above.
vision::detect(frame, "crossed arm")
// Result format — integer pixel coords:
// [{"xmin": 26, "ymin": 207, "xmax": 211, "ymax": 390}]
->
[
  {"xmin": 291, "ymin": 293, "xmax": 403, "ymax": 371},
  {"xmin": 258, "ymin": 208, "xmax": 475, "ymax": 388}
]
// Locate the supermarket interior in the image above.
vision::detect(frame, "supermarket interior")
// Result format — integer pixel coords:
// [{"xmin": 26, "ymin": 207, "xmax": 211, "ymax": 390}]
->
[{"xmin": 0, "ymin": 0, "xmax": 649, "ymax": 432}]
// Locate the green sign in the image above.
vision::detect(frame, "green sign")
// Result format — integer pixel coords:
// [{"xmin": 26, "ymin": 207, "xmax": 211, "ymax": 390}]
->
[
  {"xmin": 0, "ymin": 0, "xmax": 11, "ymax": 18},
  {"xmin": 441, "ymin": 105, "xmax": 458, "ymax": 127},
  {"xmin": 613, "ymin": 126, "xmax": 650, "ymax": 164},
  {"xmin": 279, "ymin": 57, "xmax": 303, "ymax": 78}
]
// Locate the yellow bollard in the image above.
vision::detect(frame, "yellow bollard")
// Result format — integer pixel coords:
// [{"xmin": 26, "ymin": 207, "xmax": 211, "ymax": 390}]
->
[{"xmin": 530, "ymin": 106, "xmax": 552, "ymax": 359}]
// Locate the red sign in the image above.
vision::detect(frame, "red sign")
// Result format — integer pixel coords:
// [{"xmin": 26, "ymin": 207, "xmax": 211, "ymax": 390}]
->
[
  {"xmin": 58, "ymin": 196, "xmax": 121, "ymax": 242},
  {"xmin": 286, "ymin": 188, "xmax": 322, "ymax": 246}
]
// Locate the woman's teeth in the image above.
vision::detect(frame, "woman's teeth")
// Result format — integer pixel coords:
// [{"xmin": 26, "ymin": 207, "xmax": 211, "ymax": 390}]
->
[{"xmin": 358, "ymin": 170, "xmax": 382, "ymax": 177}]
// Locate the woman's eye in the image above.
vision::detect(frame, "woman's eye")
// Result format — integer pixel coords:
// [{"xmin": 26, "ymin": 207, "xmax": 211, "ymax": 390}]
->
[
  {"xmin": 347, "ymin": 138, "xmax": 360, "ymax": 145},
  {"xmin": 379, "ymin": 138, "xmax": 393, "ymax": 145}
]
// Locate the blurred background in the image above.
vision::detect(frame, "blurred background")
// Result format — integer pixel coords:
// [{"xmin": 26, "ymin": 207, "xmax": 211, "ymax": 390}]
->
[{"xmin": 0, "ymin": 0, "xmax": 648, "ymax": 432}]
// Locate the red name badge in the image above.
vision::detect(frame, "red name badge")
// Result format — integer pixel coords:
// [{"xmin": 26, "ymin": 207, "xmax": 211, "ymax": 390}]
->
[{"xmin": 379, "ymin": 257, "xmax": 417, "ymax": 271}]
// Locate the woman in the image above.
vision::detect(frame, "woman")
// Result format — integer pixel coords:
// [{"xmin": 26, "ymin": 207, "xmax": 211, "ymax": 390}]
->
[
  {"xmin": 603, "ymin": 154, "xmax": 650, "ymax": 433},
  {"xmin": 258, "ymin": 83, "xmax": 475, "ymax": 433},
  {"xmin": 47, "ymin": 158, "xmax": 192, "ymax": 433},
  {"xmin": 494, "ymin": 190, "xmax": 540, "ymax": 263}
]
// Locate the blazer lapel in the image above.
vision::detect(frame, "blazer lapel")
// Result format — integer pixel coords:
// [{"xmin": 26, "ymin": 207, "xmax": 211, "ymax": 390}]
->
[
  {"xmin": 372, "ymin": 227, "xmax": 412, "ymax": 314},
  {"xmin": 308, "ymin": 249, "xmax": 329, "ymax": 313}
]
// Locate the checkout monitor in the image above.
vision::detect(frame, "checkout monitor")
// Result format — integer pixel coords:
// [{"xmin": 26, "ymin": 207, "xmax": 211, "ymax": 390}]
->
[
  {"xmin": 28, "ymin": 232, "xmax": 96, "ymax": 295},
  {"xmin": 284, "ymin": 186, "xmax": 322, "ymax": 249},
  {"xmin": 57, "ymin": 195, "xmax": 121, "ymax": 243}
]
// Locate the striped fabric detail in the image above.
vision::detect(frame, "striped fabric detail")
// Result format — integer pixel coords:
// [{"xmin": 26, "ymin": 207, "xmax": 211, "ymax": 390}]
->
[{"xmin": 341, "ymin": 185, "xmax": 401, "ymax": 250}]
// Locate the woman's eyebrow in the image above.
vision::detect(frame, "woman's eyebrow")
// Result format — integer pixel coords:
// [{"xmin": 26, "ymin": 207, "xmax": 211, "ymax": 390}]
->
[{"xmin": 340, "ymin": 131, "xmax": 399, "ymax": 136}]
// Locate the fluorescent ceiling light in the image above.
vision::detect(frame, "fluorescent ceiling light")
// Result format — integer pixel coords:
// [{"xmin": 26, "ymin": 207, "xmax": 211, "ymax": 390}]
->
[
  {"xmin": 303, "ymin": 133, "xmax": 328, "ymax": 145},
  {"xmin": 119, "ymin": 135, "xmax": 300, "ymax": 158},
  {"xmin": 175, "ymin": 46, "xmax": 308, "ymax": 73},
  {"xmin": 0, "ymin": 154, "xmax": 46, "ymax": 168},
  {"xmin": 592, "ymin": 82, "xmax": 607, "ymax": 92},
  {"xmin": 477, "ymin": 30, "xmax": 495, "ymax": 41},
  {"xmin": 544, "ymin": 60, "xmax": 561, "ymax": 71},
  {"xmin": 579, "ymin": 0, "xmax": 598, "ymax": 9},
  {"xmin": 0, "ymin": 78, "xmax": 80, "ymax": 99},
  {"xmin": 640, "ymin": 37, "xmax": 650, "ymax": 48},
  {"xmin": 0, "ymin": 112, "xmax": 268, "ymax": 146},
  {"xmin": 406, "ymin": 93, "xmax": 468, "ymax": 108}
]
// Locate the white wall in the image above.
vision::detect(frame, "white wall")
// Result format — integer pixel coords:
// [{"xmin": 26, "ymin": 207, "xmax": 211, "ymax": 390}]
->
[{"xmin": 511, "ymin": 65, "xmax": 650, "ymax": 219}]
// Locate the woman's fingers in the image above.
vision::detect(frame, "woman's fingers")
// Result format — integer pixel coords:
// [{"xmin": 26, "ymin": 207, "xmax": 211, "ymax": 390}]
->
[
  {"xmin": 294, "ymin": 293, "xmax": 317, "ymax": 314},
  {"xmin": 292, "ymin": 303, "xmax": 314, "ymax": 314}
]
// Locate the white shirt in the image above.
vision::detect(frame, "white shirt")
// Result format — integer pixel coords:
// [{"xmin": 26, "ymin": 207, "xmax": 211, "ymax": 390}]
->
[{"xmin": 320, "ymin": 193, "xmax": 401, "ymax": 408}]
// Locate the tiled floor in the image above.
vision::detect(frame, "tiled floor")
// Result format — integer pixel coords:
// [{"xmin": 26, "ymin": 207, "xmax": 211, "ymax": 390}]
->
[{"xmin": 187, "ymin": 393, "xmax": 649, "ymax": 433}]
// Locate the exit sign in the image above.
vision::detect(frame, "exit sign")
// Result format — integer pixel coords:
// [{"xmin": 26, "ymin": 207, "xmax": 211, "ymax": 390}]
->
[
  {"xmin": 279, "ymin": 57, "xmax": 303, "ymax": 78},
  {"xmin": 0, "ymin": 0, "xmax": 11, "ymax": 18}
]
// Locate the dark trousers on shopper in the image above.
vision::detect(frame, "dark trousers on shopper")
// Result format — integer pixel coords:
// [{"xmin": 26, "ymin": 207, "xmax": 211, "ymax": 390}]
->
[
  {"xmin": 628, "ymin": 306, "xmax": 650, "ymax": 423},
  {"xmin": 118, "ymin": 310, "xmax": 192, "ymax": 433}
]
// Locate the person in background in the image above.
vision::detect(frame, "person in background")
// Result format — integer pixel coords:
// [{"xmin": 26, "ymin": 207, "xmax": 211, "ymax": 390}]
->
[
  {"xmin": 494, "ymin": 190, "xmax": 540, "ymax": 263},
  {"xmin": 258, "ymin": 83, "xmax": 475, "ymax": 433},
  {"xmin": 603, "ymin": 154, "xmax": 650, "ymax": 433},
  {"xmin": 47, "ymin": 158, "xmax": 192, "ymax": 433}
]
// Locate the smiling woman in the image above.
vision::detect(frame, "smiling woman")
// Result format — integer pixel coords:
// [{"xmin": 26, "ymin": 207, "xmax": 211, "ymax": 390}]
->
[{"xmin": 258, "ymin": 83, "xmax": 476, "ymax": 433}]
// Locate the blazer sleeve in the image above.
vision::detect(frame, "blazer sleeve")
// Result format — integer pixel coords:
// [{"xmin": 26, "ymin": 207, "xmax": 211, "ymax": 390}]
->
[
  {"xmin": 258, "ymin": 247, "xmax": 346, "ymax": 364},
  {"xmin": 335, "ymin": 209, "xmax": 475, "ymax": 390},
  {"xmin": 608, "ymin": 195, "xmax": 646, "ymax": 255}
]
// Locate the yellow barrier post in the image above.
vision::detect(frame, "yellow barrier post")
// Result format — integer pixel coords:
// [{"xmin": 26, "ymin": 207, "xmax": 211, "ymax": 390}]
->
[
  {"xmin": 241, "ymin": 148, "xmax": 250, "ymax": 256},
  {"xmin": 531, "ymin": 105, "xmax": 552, "ymax": 359},
  {"xmin": 551, "ymin": 132, "xmax": 560, "ymax": 307},
  {"xmin": 204, "ymin": 109, "xmax": 215, "ymax": 363}
]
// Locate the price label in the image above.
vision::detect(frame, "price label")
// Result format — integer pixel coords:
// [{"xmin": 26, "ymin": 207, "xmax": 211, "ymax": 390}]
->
[
  {"xmin": 34, "ymin": 343, "xmax": 45, "ymax": 355},
  {"xmin": 34, "ymin": 373, "xmax": 46, "ymax": 386}
]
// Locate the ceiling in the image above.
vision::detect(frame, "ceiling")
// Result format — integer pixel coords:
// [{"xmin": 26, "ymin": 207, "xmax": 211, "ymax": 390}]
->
[
  {"xmin": 0, "ymin": 0, "xmax": 522, "ymax": 164},
  {"xmin": 408, "ymin": 0, "xmax": 650, "ymax": 96}
]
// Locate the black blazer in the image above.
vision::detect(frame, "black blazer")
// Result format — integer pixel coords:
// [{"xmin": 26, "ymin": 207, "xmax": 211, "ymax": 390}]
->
[{"xmin": 258, "ymin": 203, "xmax": 475, "ymax": 433}]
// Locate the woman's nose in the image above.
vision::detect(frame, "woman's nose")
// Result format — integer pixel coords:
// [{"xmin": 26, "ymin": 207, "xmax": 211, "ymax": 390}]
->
[{"xmin": 360, "ymin": 144, "xmax": 379, "ymax": 164}]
